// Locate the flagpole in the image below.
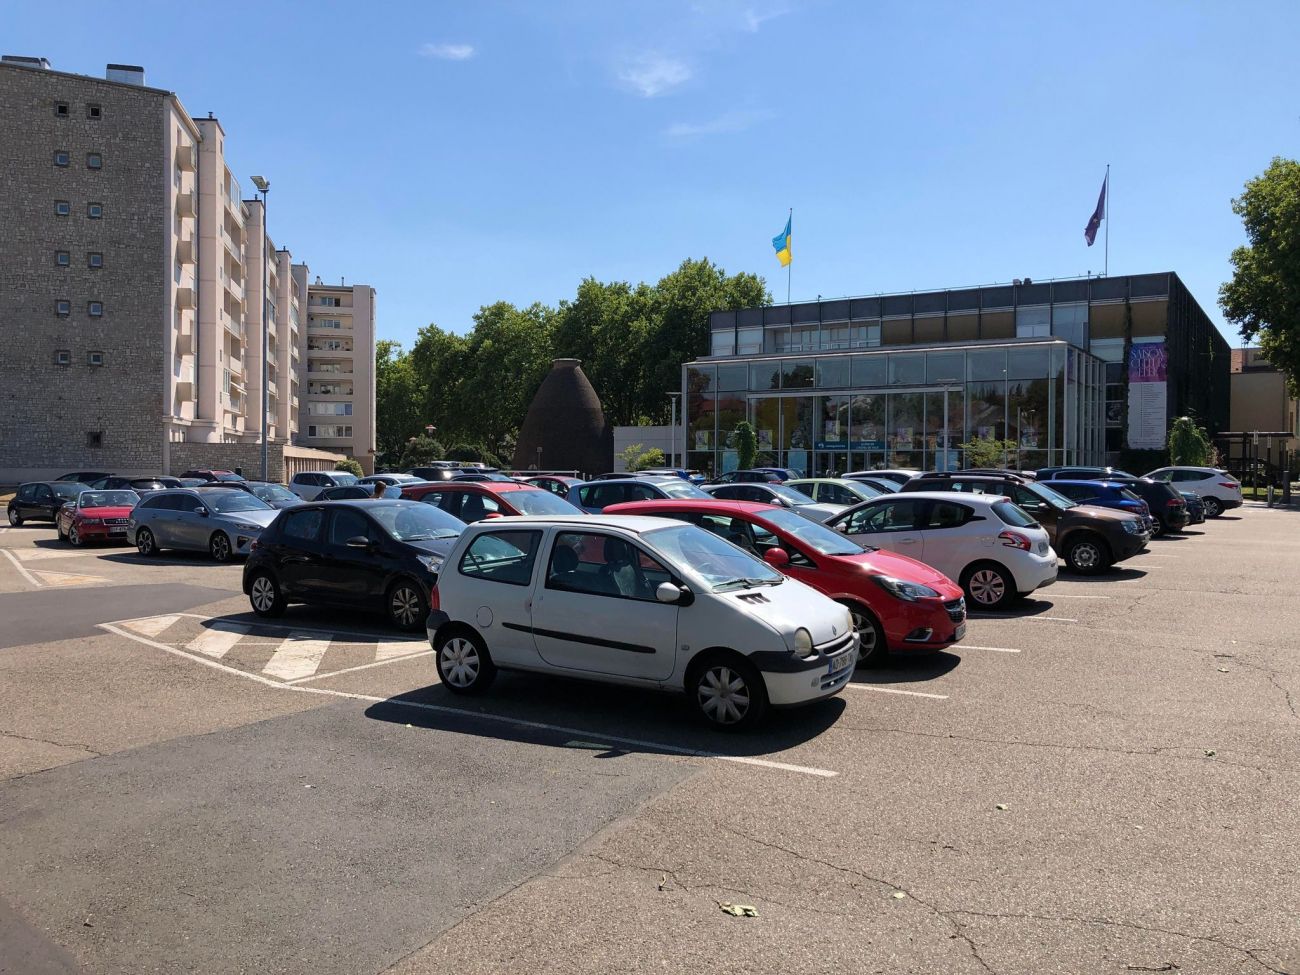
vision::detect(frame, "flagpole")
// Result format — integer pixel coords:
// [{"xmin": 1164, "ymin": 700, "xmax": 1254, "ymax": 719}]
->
[
  {"xmin": 786, "ymin": 207, "xmax": 792, "ymax": 304},
  {"xmin": 1104, "ymin": 164, "xmax": 1110, "ymax": 277}
]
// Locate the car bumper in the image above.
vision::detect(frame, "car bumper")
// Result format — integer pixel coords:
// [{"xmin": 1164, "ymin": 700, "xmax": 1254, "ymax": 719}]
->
[
  {"xmin": 1221, "ymin": 498, "xmax": 1243, "ymax": 510},
  {"xmin": 1009, "ymin": 552, "xmax": 1059, "ymax": 594},
  {"xmin": 881, "ymin": 597, "xmax": 966, "ymax": 652},
  {"xmin": 1111, "ymin": 533, "xmax": 1148, "ymax": 562},
  {"xmin": 74, "ymin": 524, "xmax": 131, "ymax": 542},
  {"xmin": 759, "ymin": 637, "xmax": 860, "ymax": 707}
]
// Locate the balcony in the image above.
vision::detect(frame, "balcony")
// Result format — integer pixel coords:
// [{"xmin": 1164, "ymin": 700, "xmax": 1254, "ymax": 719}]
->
[
  {"xmin": 175, "ymin": 236, "xmax": 195, "ymax": 265},
  {"xmin": 222, "ymin": 313, "xmax": 244, "ymax": 339},
  {"xmin": 176, "ymin": 316, "xmax": 194, "ymax": 353},
  {"xmin": 175, "ymin": 144, "xmax": 196, "ymax": 171},
  {"xmin": 225, "ymin": 276, "xmax": 244, "ymax": 303},
  {"xmin": 222, "ymin": 228, "xmax": 242, "ymax": 261},
  {"xmin": 176, "ymin": 191, "xmax": 196, "ymax": 218},
  {"xmin": 175, "ymin": 286, "xmax": 195, "ymax": 310}
]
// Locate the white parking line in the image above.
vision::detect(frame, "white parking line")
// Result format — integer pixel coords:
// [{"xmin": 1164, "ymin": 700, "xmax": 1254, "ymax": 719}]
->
[
  {"xmin": 285, "ymin": 650, "xmax": 434, "ymax": 685},
  {"xmin": 980, "ymin": 614, "xmax": 1079, "ymax": 623},
  {"xmin": 186, "ymin": 622, "xmax": 249, "ymax": 659},
  {"xmin": 262, "ymin": 633, "xmax": 332, "ymax": 680},
  {"xmin": 847, "ymin": 685, "xmax": 949, "ymax": 700},
  {"xmin": 100, "ymin": 621, "xmax": 839, "ymax": 779},
  {"xmin": 961, "ymin": 645, "xmax": 1022, "ymax": 653},
  {"xmin": 0, "ymin": 549, "xmax": 42, "ymax": 587},
  {"xmin": 1045, "ymin": 593, "xmax": 1111, "ymax": 599}
]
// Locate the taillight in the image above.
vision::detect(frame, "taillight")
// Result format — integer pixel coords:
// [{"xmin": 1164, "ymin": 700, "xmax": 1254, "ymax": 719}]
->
[
  {"xmin": 430, "ymin": 584, "xmax": 441, "ymax": 611},
  {"xmin": 249, "ymin": 539, "xmax": 260, "ymax": 552},
  {"xmin": 998, "ymin": 530, "xmax": 1031, "ymax": 551},
  {"xmin": 1166, "ymin": 498, "xmax": 1183, "ymax": 507},
  {"xmin": 1219, "ymin": 482, "xmax": 1238, "ymax": 490}
]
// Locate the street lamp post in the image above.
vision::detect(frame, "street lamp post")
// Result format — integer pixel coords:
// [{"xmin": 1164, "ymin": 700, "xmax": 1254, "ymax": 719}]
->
[{"xmin": 250, "ymin": 176, "xmax": 270, "ymax": 481}]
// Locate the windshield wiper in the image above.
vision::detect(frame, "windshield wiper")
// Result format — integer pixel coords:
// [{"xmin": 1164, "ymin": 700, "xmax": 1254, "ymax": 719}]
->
[{"xmin": 715, "ymin": 576, "xmax": 781, "ymax": 591}]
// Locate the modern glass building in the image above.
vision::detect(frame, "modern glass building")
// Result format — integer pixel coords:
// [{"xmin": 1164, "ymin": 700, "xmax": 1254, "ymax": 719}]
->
[{"xmin": 684, "ymin": 272, "xmax": 1228, "ymax": 476}]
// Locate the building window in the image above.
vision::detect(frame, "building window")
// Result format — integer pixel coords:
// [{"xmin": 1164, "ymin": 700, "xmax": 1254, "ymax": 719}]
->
[
  {"xmin": 56, "ymin": 251, "xmax": 71, "ymax": 267},
  {"xmin": 88, "ymin": 301, "xmax": 104, "ymax": 317},
  {"xmin": 1015, "ymin": 306, "xmax": 1051, "ymax": 339},
  {"xmin": 55, "ymin": 200, "xmax": 71, "ymax": 216},
  {"xmin": 56, "ymin": 300, "xmax": 71, "ymax": 316},
  {"xmin": 55, "ymin": 350, "xmax": 71, "ymax": 366},
  {"xmin": 88, "ymin": 352, "xmax": 105, "ymax": 367},
  {"xmin": 86, "ymin": 431, "xmax": 104, "ymax": 448},
  {"xmin": 86, "ymin": 153, "xmax": 103, "ymax": 170},
  {"xmin": 55, "ymin": 102, "xmax": 69, "ymax": 117},
  {"xmin": 54, "ymin": 150, "xmax": 70, "ymax": 167},
  {"xmin": 86, "ymin": 103, "xmax": 102, "ymax": 119},
  {"xmin": 88, "ymin": 203, "xmax": 103, "ymax": 218},
  {"xmin": 88, "ymin": 252, "xmax": 103, "ymax": 268}
]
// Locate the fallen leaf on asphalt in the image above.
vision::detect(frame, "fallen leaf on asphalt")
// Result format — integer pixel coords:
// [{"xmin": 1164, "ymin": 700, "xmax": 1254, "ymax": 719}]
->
[
  {"xmin": 995, "ymin": 804, "xmax": 1009, "ymax": 811},
  {"xmin": 719, "ymin": 903, "xmax": 759, "ymax": 917},
  {"xmin": 891, "ymin": 891, "xmax": 907, "ymax": 899},
  {"xmin": 1217, "ymin": 667, "xmax": 1230, "ymax": 673},
  {"xmin": 1204, "ymin": 750, "xmax": 1217, "ymax": 757}
]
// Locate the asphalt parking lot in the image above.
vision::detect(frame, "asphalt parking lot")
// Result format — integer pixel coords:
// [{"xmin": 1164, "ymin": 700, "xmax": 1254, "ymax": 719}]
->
[{"xmin": 1, "ymin": 508, "xmax": 1298, "ymax": 975}]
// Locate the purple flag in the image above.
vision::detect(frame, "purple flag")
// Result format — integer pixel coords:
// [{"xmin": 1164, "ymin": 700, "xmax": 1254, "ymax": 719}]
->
[{"xmin": 1084, "ymin": 173, "xmax": 1107, "ymax": 246}]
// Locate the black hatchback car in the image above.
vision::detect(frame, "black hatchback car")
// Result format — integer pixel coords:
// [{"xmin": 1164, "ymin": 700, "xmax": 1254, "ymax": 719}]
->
[
  {"xmin": 8, "ymin": 481, "xmax": 88, "ymax": 526},
  {"xmin": 1038, "ymin": 470, "xmax": 1188, "ymax": 536},
  {"xmin": 241, "ymin": 500, "xmax": 466, "ymax": 631}
]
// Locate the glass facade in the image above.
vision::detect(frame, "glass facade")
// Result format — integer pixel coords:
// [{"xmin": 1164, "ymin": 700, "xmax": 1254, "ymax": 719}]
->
[{"xmin": 684, "ymin": 340, "xmax": 1104, "ymax": 477}]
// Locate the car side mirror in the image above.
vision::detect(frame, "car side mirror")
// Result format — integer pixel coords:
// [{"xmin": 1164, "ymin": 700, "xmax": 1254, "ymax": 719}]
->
[
  {"xmin": 833, "ymin": 522, "xmax": 849, "ymax": 533},
  {"xmin": 655, "ymin": 582, "xmax": 682, "ymax": 604},
  {"xmin": 762, "ymin": 548, "xmax": 791, "ymax": 568},
  {"xmin": 195, "ymin": 506, "xmax": 208, "ymax": 517},
  {"xmin": 345, "ymin": 535, "xmax": 370, "ymax": 549},
  {"xmin": 769, "ymin": 498, "xmax": 784, "ymax": 506}
]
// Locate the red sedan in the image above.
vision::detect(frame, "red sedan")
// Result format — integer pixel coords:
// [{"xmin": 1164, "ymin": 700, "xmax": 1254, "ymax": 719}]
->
[
  {"xmin": 606, "ymin": 499, "xmax": 966, "ymax": 664},
  {"xmin": 56, "ymin": 489, "xmax": 140, "ymax": 547},
  {"xmin": 400, "ymin": 480, "xmax": 583, "ymax": 522}
]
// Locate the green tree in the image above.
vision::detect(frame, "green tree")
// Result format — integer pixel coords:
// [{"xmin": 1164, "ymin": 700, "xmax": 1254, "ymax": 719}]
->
[
  {"xmin": 1167, "ymin": 416, "xmax": 1213, "ymax": 466},
  {"xmin": 334, "ymin": 458, "xmax": 363, "ymax": 476},
  {"xmin": 1220, "ymin": 157, "xmax": 1300, "ymax": 395},
  {"xmin": 553, "ymin": 278, "xmax": 656, "ymax": 427},
  {"xmin": 399, "ymin": 435, "xmax": 445, "ymax": 469},
  {"xmin": 959, "ymin": 436, "xmax": 1018, "ymax": 468},
  {"xmin": 446, "ymin": 443, "xmax": 507, "ymax": 469},
  {"xmin": 734, "ymin": 420, "xmax": 758, "ymax": 471},
  {"xmin": 375, "ymin": 340, "xmax": 426, "ymax": 462},
  {"xmin": 617, "ymin": 444, "xmax": 666, "ymax": 471}
]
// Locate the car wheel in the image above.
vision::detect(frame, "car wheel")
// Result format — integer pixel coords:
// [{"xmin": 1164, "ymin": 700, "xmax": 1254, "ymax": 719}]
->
[
  {"xmin": 1149, "ymin": 518, "xmax": 1165, "ymax": 538},
  {"xmin": 435, "ymin": 628, "xmax": 497, "ymax": 694},
  {"xmin": 7, "ymin": 508, "xmax": 20, "ymax": 526},
  {"xmin": 1064, "ymin": 534, "xmax": 1110, "ymax": 574},
  {"xmin": 248, "ymin": 572, "xmax": 286, "ymax": 618},
  {"xmin": 136, "ymin": 527, "xmax": 157, "ymax": 556},
  {"xmin": 962, "ymin": 563, "xmax": 1014, "ymax": 611},
  {"xmin": 387, "ymin": 578, "xmax": 428, "ymax": 632},
  {"xmin": 689, "ymin": 654, "xmax": 769, "ymax": 731},
  {"xmin": 69, "ymin": 525, "xmax": 83, "ymax": 547},
  {"xmin": 1203, "ymin": 497, "xmax": 1223, "ymax": 518},
  {"xmin": 209, "ymin": 532, "xmax": 233, "ymax": 563},
  {"xmin": 844, "ymin": 602, "xmax": 887, "ymax": 667}
]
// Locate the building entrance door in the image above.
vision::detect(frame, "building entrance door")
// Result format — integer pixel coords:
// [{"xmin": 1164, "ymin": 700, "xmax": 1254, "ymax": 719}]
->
[
  {"xmin": 814, "ymin": 451, "xmax": 849, "ymax": 478},
  {"xmin": 847, "ymin": 450, "xmax": 884, "ymax": 473}
]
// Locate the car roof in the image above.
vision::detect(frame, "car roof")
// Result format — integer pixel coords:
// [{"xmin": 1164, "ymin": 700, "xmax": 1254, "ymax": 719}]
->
[
  {"xmin": 1049, "ymin": 478, "xmax": 1127, "ymax": 487},
  {"xmin": 577, "ymin": 478, "xmax": 671, "ymax": 487},
  {"xmin": 406, "ymin": 480, "xmax": 534, "ymax": 494},
  {"xmin": 784, "ymin": 477, "xmax": 857, "ymax": 485},
  {"xmin": 856, "ymin": 490, "xmax": 1009, "ymax": 505},
  {"xmin": 464, "ymin": 514, "xmax": 677, "ymax": 534},
  {"xmin": 610, "ymin": 499, "xmax": 778, "ymax": 516}
]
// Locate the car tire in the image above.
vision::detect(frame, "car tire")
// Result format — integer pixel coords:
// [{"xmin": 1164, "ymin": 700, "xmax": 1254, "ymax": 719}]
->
[
  {"xmin": 7, "ymin": 508, "xmax": 20, "ymax": 527},
  {"xmin": 435, "ymin": 627, "xmax": 497, "ymax": 694},
  {"xmin": 688, "ymin": 653, "xmax": 769, "ymax": 731},
  {"xmin": 961, "ymin": 562, "xmax": 1015, "ymax": 611},
  {"xmin": 1064, "ymin": 533, "xmax": 1110, "ymax": 574},
  {"xmin": 69, "ymin": 525, "xmax": 83, "ymax": 547},
  {"xmin": 136, "ymin": 527, "xmax": 158, "ymax": 556},
  {"xmin": 1149, "ymin": 518, "xmax": 1165, "ymax": 539},
  {"xmin": 209, "ymin": 532, "xmax": 233, "ymax": 563},
  {"xmin": 1203, "ymin": 497, "xmax": 1223, "ymax": 518},
  {"xmin": 248, "ymin": 571, "xmax": 286, "ymax": 618},
  {"xmin": 843, "ymin": 602, "xmax": 887, "ymax": 667},
  {"xmin": 386, "ymin": 578, "xmax": 428, "ymax": 632}
]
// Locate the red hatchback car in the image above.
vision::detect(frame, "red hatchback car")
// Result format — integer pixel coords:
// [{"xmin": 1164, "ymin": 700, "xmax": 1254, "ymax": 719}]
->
[
  {"xmin": 55, "ymin": 488, "xmax": 140, "ymax": 546},
  {"xmin": 400, "ymin": 481, "xmax": 583, "ymax": 522},
  {"xmin": 607, "ymin": 499, "xmax": 966, "ymax": 664}
]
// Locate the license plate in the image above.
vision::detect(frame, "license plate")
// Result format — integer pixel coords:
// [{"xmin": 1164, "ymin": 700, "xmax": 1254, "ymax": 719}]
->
[
  {"xmin": 955, "ymin": 622, "xmax": 967, "ymax": 641},
  {"xmin": 827, "ymin": 652, "xmax": 854, "ymax": 675},
  {"xmin": 108, "ymin": 527, "xmax": 127, "ymax": 534}
]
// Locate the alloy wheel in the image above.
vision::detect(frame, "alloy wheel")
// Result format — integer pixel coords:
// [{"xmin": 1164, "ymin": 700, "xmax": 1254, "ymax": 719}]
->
[
  {"xmin": 7, "ymin": 509, "xmax": 18, "ymax": 526},
  {"xmin": 850, "ymin": 608, "xmax": 880, "ymax": 661},
  {"xmin": 210, "ymin": 534, "xmax": 231, "ymax": 562},
  {"xmin": 137, "ymin": 529, "xmax": 155, "ymax": 556},
  {"xmin": 250, "ymin": 576, "xmax": 277, "ymax": 613},
  {"xmin": 439, "ymin": 637, "xmax": 481, "ymax": 688},
  {"xmin": 69, "ymin": 526, "xmax": 81, "ymax": 547},
  {"xmin": 697, "ymin": 665, "xmax": 751, "ymax": 726},
  {"xmin": 390, "ymin": 586, "xmax": 421, "ymax": 628},
  {"xmin": 1203, "ymin": 497, "xmax": 1222, "ymax": 518},
  {"xmin": 968, "ymin": 568, "xmax": 1006, "ymax": 606}
]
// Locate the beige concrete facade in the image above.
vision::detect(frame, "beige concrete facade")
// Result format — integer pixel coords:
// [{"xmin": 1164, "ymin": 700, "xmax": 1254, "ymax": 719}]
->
[{"xmin": 1230, "ymin": 348, "xmax": 1299, "ymax": 441}]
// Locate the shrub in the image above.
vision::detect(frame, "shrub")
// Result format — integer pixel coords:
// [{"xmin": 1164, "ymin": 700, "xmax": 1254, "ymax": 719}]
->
[
  {"xmin": 734, "ymin": 421, "xmax": 758, "ymax": 471},
  {"xmin": 334, "ymin": 458, "xmax": 364, "ymax": 476}
]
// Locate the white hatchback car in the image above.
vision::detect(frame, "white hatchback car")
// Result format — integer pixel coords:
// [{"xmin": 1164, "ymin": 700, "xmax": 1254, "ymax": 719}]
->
[
  {"xmin": 426, "ymin": 515, "xmax": 858, "ymax": 729},
  {"xmin": 825, "ymin": 491, "xmax": 1057, "ymax": 610},
  {"xmin": 1143, "ymin": 467, "xmax": 1242, "ymax": 518}
]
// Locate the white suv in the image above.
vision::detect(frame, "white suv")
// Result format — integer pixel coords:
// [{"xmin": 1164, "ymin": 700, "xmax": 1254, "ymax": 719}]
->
[
  {"xmin": 289, "ymin": 470, "xmax": 360, "ymax": 501},
  {"xmin": 826, "ymin": 492, "xmax": 1058, "ymax": 609},
  {"xmin": 426, "ymin": 515, "xmax": 858, "ymax": 730},
  {"xmin": 1144, "ymin": 467, "xmax": 1242, "ymax": 518}
]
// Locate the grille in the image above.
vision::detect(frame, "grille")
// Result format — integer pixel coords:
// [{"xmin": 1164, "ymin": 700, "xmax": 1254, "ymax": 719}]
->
[
  {"xmin": 817, "ymin": 632, "xmax": 855, "ymax": 657},
  {"xmin": 944, "ymin": 598, "xmax": 966, "ymax": 623},
  {"xmin": 105, "ymin": 517, "xmax": 129, "ymax": 526}
]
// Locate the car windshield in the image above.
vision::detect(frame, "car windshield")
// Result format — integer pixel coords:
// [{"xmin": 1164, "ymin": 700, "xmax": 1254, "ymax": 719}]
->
[
  {"xmin": 80, "ymin": 490, "xmax": 139, "ymax": 508},
  {"xmin": 368, "ymin": 502, "xmax": 464, "ymax": 541},
  {"xmin": 759, "ymin": 509, "xmax": 866, "ymax": 556},
  {"xmin": 51, "ymin": 483, "xmax": 85, "ymax": 500},
  {"xmin": 656, "ymin": 480, "xmax": 711, "ymax": 499},
  {"xmin": 212, "ymin": 472, "xmax": 244, "ymax": 482},
  {"xmin": 1026, "ymin": 482, "xmax": 1077, "ymax": 509},
  {"xmin": 644, "ymin": 523, "xmax": 784, "ymax": 591},
  {"xmin": 251, "ymin": 483, "xmax": 297, "ymax": 503},
  {"xmin": 506, "ymin": 490, "xmax": 583, "ymax": 516},
  {"xmin": 332, "ymin": 473, "xmax": 359, "ymax": 486},
  {"xmin": 766, "ymin": 484, "xmax": 815, "ymax": 505},
  {"xmin": 204, "ymin": 492, "xmax": 272, "ymax": 513}
]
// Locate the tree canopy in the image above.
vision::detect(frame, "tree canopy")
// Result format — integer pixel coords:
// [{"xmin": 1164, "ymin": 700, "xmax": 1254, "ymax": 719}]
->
[{"xmin": 1220, "ymin": 157, "xmax": 1300, "ymax": 396}]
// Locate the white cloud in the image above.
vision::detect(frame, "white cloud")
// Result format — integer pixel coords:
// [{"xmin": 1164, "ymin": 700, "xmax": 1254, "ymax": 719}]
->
[
  {"xmin": 664, "ymin": 110, "xmax": 768, "ymax": 139},
  {"xmin": 741, "ymin": 7, "xmax": 789, "ymax": 32},
  {"xmin": 617, "ymin": 53, "xmax": 691, "ymax": 98},
  {"xmin": 418, "ymin": 42, "xmax": 475, "ymax": 61}
]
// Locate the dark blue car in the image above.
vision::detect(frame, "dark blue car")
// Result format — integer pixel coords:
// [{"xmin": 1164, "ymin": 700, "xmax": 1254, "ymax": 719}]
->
[{"xmin": 1045, "ymin": 480, "xmax": 1155, "ymax": 533}]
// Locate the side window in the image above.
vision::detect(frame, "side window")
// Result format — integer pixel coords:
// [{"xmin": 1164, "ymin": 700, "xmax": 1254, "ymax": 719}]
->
[
  {"xmin": 696, "ymin": 513, "xmax": 757, "ymax": 552},
  {"xmin": 546, "ymin": 531, "xmax": 669, "ymax": 601},
  {"xmin": 417, "ymin": 492, "xmax": 446, "ymax": 510},
  {"xmin": 629, "ymin": 484, "xmax": 658, "ymax": 502},
  {"xmin": 35, "ymin": 486, "xmax": 54, "ymax": 501},
  {"xmin": 173, "ymin": 494, "xmax": 202, "ymax": 513},
  {"xmin": 926, "ymin": 501, "xmax": 971, "ymax": 529},
  {"xmin": 850, "ymin": 500, "xmax": 921, "ymax": 533},
  {"xmin": 1011, "ymin": 486, "xmax": 1048, "ymax": 511},
  {"xmin": 1147, "ymin": 470, "xmax": 1172, "ymax": 482},
  {"xmin": 1172, "ymin": 471, "xmax": 1200, "ymax": 483},
  {"xmin": 789, "ymin": 482, "xmax": 815, "ymax": 499},
  {"xmin": 328, "ymin": 509, "xmax": 372, "ymax": 546},
  {"xmin": 826, "ymin": 484, "xmax": 854, "ymax": 505},
  {"xmin": 577, "ymin": 485, "xmax": 596, "ymax": 508},
  {"xmin": 458, "ymin": 492, "xmax": 498, "ymax": 522},
  {"xmin": 281, "ymin": 508, "xmax": 324, "ymax": 541},
  {"xmin": 18, "ymin": 485, "xmax": 37, "ymax": 501},
  {"xmin": 458, "ymin": 530, "xmax": 542, "ymax": 586}
]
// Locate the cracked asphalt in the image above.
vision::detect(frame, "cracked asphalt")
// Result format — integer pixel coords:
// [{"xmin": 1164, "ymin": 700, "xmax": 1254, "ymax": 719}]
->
[{"xmin": 1, "ymin": 507, "xmax": 1298, "ymax": 974}]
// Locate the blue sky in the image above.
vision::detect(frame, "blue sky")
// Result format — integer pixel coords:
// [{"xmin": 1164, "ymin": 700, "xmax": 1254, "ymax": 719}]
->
[{"xmin": 7, "ymin": 0, "xmax": 1299, "ymax": 348}]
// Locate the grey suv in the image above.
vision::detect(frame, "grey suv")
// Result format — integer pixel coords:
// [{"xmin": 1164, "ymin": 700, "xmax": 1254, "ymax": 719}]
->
[{"xmin": 129, "ymin": 488, "xmax": 280, "ymax": 562}]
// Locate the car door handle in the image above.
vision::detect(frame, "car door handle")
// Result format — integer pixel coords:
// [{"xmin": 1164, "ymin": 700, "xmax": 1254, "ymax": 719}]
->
[{"xmin": 898, "ymin": 538, "xmax": 918, "ymax": 544}]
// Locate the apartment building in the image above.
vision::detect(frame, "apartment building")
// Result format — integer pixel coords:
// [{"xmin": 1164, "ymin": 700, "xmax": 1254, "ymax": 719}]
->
[
  {"xmin": 290, "ymin": 269, "xmax": 377, "ymax": 473},
  {"xmin": 0, "ymin": 56, "xmax": 372, "ymax": 482}
]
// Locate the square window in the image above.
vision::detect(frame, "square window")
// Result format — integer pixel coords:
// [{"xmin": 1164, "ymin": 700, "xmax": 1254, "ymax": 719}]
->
[
  {"xmin": 86, "ymin": 431, "xmax": 104, "ymax": 448},
  {"xmin": 87, "ymin": 103, "xmax": 102, "ymax": 119},
  {"xmin": 55, "ymin": 350, "xmax": 71, "ymax": 366},
  {"xmin": 55, "ymin": 251, "xmax": 71, "ymax": 267},
  {"xmin": 88, "ymin": 301, "xmax": 104, "ymax": 317},
  {"xmin": 54, "ymin": 151, "xmax": 70, "ymax": 167},
  {"xmin": 56, "ymin": 300, "xmax": 71, "ymax": 316},
  {"xmin": 88, "ymin": 352, "xmax": 105, "ymax": 367},
  {"xmin": 88, "ymin": 203, "xmax": 103, "ymax": 218},
  {"xmin": 55, "ymin": 102, "xmax": 69, "ymax": 117},
  {"xmin": 88, "ymin": 252, "xmax": 103, "ymax": 268},
  {"xmin": 86, "ymin": 153, "xmax": 102, "ymax": 170},
  {"xmin": 55, "ymin": 200, "xmax": 71, "ymax": 216}
]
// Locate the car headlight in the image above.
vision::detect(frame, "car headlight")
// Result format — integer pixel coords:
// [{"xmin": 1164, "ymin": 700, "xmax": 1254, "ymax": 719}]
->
[
  {"xmin": 1122, "ymin": 519, "xmax": 1144, "ymax": 534},
  {"xmin": 873, "ymin": 575, "xmax": 939, "ymax": 602},
  {"xmin": 792, "ymin": 627, "xmax": 815, "ymax": 658},
  {"xmin": 232, "ymin": 522, "xmax": 262, "ymax": 533},
  {"xmin": 417, "ymin": 554, "xmax": 444, "ymax": 574}
]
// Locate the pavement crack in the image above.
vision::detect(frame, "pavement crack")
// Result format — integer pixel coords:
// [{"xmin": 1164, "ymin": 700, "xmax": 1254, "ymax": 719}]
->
[{"xmin": 0, "ymin": 729, "xmax": 103, "ymax": 757}]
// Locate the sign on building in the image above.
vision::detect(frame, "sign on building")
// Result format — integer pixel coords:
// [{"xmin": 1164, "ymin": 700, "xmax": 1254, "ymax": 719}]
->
[{"xmin": 1127, "ymin": 340, "xmax": 1168, "ymax": 449}]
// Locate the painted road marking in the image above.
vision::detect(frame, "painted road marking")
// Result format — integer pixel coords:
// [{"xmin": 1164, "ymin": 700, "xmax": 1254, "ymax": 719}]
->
[
  {"xmin": 1045, "ymin": 593, "xmax": 1111, "ymax": 599},
  {"xmin": 32, "ymin": 569, "xmax": 109, "ymax": 587},
  {"xmin": 286, "ymin": 650, "xmax": 434, "ymax": 685},
  {"xmin": 1, "ymin": 549, "xmax": 44, "ymax": 587},
  {"xmin": 100, "ymin": 620, "xmax": 838, "ymax": 779},
  {"xmin": 262, "ymin": 633, "xmax": 332, "ymax": 680},
  {"xmin": 122, "ymin": 614, "xmax": 183, "ymax": 638},
  {"xmin": 13, "ymin": 548, "xmax": 97, "ymax": 562},
  {"xmin": 847, "ymin": 685, "xmax": 949, "ymax": 700},
  {"xmin": 962, "ymin": 644, "xmax": 1022, "ymax": 653},
  {"xmin": 185, "ymin": 622, "xmax": 249, "ymax": 659},
  {"xmin": 980, "ymin": 614, "xmax": 1079, "ymax": 623},
  {"xmin": 374, "ymin": 640, "xmax": 425, "ymax": 661}
]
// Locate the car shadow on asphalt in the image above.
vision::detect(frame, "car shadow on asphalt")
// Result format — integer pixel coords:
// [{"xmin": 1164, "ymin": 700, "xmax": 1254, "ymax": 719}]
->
[
  {"xmin": 216, "ymin": 605, "xmax": 413, "ymax": 639},
  {"xmin": 1056, "ymin": 565, "xmax": 1149, "ymax": 583},
  {"xmin": 363, "ymin": 672, "xmax": 848, "ymax": 761},
  {"xmin": 852, "ymin": 650, "xmax": 960, "ymax": 685},
  {"xmin": 98, "ymin": 550, "xmax": 230, "ymax": 567}
]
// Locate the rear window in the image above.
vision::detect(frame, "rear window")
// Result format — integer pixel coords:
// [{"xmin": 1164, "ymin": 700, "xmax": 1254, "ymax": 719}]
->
[
  {"xmin": 505, "ymin": 489, "xmax": 583, "ymax": 516},
  {"xmin": 992, "ymin": 501, "xmax": 1038, "ymax": 528},
  {"xmin": 332, "ymin": 473, "xmax": 358, "ymax": 486}
]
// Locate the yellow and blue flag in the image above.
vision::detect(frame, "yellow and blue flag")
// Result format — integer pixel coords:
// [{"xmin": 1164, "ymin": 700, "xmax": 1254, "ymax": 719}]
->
[{"xmin": 772, "ymin": 215, "xmax": 791, "ymax": 267}]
